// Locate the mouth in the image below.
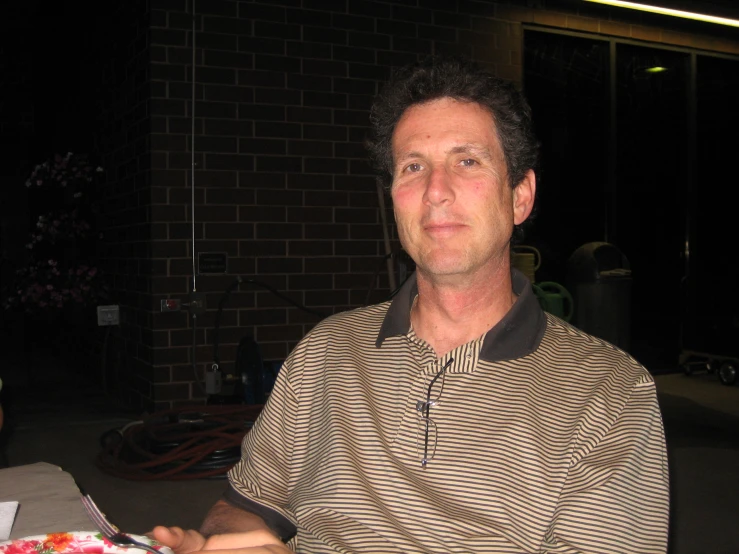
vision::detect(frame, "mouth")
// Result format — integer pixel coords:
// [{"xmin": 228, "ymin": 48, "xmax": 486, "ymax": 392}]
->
[{"xmin": 424, "ymin": 222, "xmax": 466, "ymax": 235}]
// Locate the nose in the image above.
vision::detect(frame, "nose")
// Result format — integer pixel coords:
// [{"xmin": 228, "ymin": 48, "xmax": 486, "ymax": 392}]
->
[{"xmin": 423, "ymin": 165, "xmax": 455, "ymax": 207}]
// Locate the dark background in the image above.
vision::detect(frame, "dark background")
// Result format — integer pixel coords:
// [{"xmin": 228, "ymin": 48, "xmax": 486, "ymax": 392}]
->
[{"xmin": 1, "ymin": 0, "xmax": 738, "ymax": 408}]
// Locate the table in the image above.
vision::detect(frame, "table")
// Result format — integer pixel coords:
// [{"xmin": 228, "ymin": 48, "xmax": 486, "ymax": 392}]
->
[{"xmin": 0, "ymin": 462, "xmax": 93, "ymax": 539}]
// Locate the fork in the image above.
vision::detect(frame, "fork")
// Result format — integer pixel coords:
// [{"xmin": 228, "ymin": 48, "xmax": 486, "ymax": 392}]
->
[{"xmin": 80, "ymin": 494, "xmax": 162, "ymax": 554}]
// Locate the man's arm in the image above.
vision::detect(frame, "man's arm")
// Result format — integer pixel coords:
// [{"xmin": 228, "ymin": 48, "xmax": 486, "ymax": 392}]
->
[
  {"xmin": 151, "ymin": 500, "xmax": 287, "ymax": 554},
  {"xmin": 199, "ymin": 499, "xmax": 277, "ymax": 537},
  {"xmin": 152, "ymin": 342, "xmax": 303, "ymax": 554},
  {"xmin": 543, "ymin": 379, "xmax": 670, "ymax": 553}
]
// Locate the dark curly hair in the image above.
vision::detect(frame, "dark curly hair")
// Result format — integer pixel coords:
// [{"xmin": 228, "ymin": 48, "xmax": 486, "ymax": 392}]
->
[{"xmin": 367, "ymin": 56, "xmax": 539, "ymax": 192}]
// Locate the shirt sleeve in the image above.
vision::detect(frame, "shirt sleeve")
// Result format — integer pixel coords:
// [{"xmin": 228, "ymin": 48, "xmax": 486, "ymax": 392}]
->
[
  {"xmin": 227, "ymin": 354, "xmax": 299, "ymax": 541},
  {"xmin": 542, "ymin": 379, "xmax": 670, "ymax": 554}
]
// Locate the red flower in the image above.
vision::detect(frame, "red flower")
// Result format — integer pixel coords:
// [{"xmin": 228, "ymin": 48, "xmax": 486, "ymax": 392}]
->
[
  {"xmin": 0, "ymin": 540, "xmax": 41, "ymax": 554},
  {"xmin": 42, "ymin": 533, "xmax": 74, "ymax": 552}
]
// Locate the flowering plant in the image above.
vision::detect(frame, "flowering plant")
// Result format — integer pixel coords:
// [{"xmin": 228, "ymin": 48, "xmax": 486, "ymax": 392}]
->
[
  {"xmin": 25, "ymin": 151, "xmax": 102, "ymax": 192},
  {"xmin": 4, "ymin": 260, "xmax": 108, "ymax": 315},
  {"xmin": 3, "ymin": 152, "xmax": 107, "ymax": 316},
  {"xmin": 26, "ymin": 210, "xmax": 92, "ymax": 249}
]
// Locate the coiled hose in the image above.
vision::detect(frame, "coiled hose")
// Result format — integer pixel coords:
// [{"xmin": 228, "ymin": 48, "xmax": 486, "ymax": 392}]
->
[{"xmin": 96, "ymin": 404, "xmax": 263, "ymax": 481}]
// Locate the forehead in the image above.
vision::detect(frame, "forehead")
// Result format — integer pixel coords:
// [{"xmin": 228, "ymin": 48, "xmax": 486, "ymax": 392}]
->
[{"xmin": 392, "ymin": 98, "xmax": 499, "ymax": 154}]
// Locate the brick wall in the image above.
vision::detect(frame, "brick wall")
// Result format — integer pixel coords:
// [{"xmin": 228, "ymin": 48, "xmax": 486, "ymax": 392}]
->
[
  {"xmin": 93, "ymin": 2, "xmax": 154, "ymax": 406},
  {"xmin": 96, "ymin": 0, "xmax": 739, "ymax": 410},
  {"xmin": 144, "ymin": 0, "xmax": 523, "ymax": 410}
]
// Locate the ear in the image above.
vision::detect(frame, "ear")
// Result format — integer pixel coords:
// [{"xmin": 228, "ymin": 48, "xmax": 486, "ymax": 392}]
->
[{"xmin": 512, "ymin": 169, "xmax": 536, "ymax": 226}]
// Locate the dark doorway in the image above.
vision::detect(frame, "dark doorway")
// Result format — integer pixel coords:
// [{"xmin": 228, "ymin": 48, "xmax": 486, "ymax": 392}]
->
[
  {"xmin": 684, "ymin": 55, "xmax": 739, "ymax": 358},
  {"xmin": 524, "ymin": 29, "xmax": 737, "ymax": 371},
  {"xmin": 523, "ymin": 30, "xmax": 610, "ymax": 284},
  {"xmin": 615, "ymin": 44, "xmax": 689, "ymax": 370}
]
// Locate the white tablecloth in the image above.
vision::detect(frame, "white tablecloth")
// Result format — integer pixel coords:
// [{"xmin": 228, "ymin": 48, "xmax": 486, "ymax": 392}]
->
[{"xmin": 0, "ymin": 462, "xmax": 92, "ymax": 539}]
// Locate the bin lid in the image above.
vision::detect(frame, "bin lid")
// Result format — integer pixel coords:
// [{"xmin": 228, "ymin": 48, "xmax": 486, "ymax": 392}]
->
[
  {"xmin": 567, "ymin": 242, "xmax": 631, "ymax": 283},
  {"xmin": 600, "ymin": 268, "xmax": 631, "ymax": 279}
]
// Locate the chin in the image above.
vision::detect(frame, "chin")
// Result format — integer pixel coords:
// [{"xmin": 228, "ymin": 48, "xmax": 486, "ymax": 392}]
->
[{"xmin": 417, "ymin": 256, "xmax": 474, "ymax": 277}]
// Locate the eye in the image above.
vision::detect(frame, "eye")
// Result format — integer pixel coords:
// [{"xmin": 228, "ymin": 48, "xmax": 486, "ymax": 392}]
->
[
  {"xmin": 405, "ymin": 162, "xmax": 423, "ymax": 173},
  {"xmin": 459, "ymin": 158, "xmax": 477, "ymax": 167}
]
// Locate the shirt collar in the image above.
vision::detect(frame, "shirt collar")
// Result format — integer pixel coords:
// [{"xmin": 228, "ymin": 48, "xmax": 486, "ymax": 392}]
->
[{"xmin": 375, "ymin": 268, "xmax": 546, "ymax": 362}]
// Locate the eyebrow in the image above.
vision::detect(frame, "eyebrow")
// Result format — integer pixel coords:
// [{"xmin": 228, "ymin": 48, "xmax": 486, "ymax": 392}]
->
[
  {"xmin": 394, "ymin": 144, "xmax": 495, "ymax": 167},
  {"xmin": 394, "ymin": 151, "xmax": 423, "ymax": 167},
  {"xmin": 449, "ymin": 144, "xmax": 495, "ymax": 161}
]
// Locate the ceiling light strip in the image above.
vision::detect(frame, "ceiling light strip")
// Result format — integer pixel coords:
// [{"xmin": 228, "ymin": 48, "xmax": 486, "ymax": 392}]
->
[{"xmin": 584, "ymin": 0, "xmax": 739, "ymax": 28}]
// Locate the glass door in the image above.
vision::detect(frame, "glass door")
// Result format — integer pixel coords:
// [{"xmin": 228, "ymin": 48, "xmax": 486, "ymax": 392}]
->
[{"xmin": 614, "ymin": 44, "xmax": 690, "ymax": 369}]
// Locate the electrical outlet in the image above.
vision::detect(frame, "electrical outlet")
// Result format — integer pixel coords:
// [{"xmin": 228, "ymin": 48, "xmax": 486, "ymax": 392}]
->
[
  {"xmin": 161, "ymin": 298, "xmax": 182, "ymax": 312},
  {"xmin": 188, "ymin": 291, "xmax": 206, "ymax": 315},
  {"xmin": 97, "ymin": 305, "xmax": 120, "ymax": 326}
]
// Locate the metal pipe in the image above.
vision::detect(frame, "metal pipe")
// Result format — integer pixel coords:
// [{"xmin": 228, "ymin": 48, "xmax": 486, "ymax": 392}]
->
[{"xmin": 190, "ymin": 0, "xmax": 197, "ymax": 293}]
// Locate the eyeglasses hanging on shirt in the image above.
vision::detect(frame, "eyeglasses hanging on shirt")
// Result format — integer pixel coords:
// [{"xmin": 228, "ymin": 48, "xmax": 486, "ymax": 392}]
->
[{"xmin": 416, "ymin": 358, "xmax": 454, "ymax": 467}]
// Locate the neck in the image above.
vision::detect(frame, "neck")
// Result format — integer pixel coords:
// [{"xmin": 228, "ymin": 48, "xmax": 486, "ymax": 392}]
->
[{"xmin": 412, "ymin": 263, "xmax": 516, "ymax": 357}]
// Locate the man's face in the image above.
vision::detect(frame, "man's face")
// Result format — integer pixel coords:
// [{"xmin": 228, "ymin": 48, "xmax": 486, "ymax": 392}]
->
[{"xmin": 390, "ymin": 97, "xmax": 534, "ymax": 283}]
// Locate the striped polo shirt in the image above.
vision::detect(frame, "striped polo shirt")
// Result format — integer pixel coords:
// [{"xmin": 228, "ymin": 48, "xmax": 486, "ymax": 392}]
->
[{"xmin": 227, "ymin": 269, "xmax": 669, "ymax": 553}]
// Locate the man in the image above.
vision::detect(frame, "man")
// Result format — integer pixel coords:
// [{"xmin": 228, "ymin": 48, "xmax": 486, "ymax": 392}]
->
[{"xmin": 154, "ymin": 57, "xmax": 669, "ymax": 553}]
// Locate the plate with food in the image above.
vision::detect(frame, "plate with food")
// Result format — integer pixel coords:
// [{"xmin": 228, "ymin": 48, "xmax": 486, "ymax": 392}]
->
[{"xmin": 0, "ymin": 532, "xmax": 173, "ymax": 554}]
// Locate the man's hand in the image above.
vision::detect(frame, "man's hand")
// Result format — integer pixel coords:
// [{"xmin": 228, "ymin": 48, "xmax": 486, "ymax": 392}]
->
[
  {"xmin": 150, "ymin": 526, "xmax": 206, "ymax": 554},
  {"xmin": 150, "ymin": 499, "xmax": 292, "ymax": 554},
  {"xmin": 151, "ymin": 526, "xmax": 291, "ymax": 554}
]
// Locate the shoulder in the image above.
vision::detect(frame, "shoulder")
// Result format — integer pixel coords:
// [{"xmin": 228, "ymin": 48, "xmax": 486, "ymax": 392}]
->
[
  {"xmin": 285, "ymin": 301, "xmax": 392, "ymax": 362},
  {"xmin": 538, "ymin": 313, "xmax": 652, "ymax": 383},
  {"xmin": 280, "ymin": 302, "xmax": 393, "ymax": 394},
  {"xmin": 523, "ymin": 315, "xmax": 655, "ymax": 425},
  {"xmin": 305, "ymin": 301, "xmax": 391, "ymax": 340},
  {"xmin": 533, "ymin": 316, "xmax": 660, "ymax": 449}
]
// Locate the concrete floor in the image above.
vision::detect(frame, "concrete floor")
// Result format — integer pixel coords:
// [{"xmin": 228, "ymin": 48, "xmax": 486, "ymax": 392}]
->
[{"xmin": 1, "ymin": 351, "xmax": 738, "ymax": 553}]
